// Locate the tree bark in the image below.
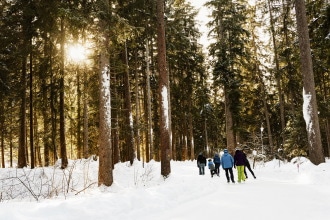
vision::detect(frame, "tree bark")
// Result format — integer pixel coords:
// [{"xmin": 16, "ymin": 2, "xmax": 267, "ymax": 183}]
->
[
  {"xmin": 145, "ymin": 40, "xmax": 153, "ymax": 162},
  {"xmin": 29, "ymin": 42, "xmax": 35, "ymax": 169},
  {"xmin": 83, "ymin": 70, "xmax": 89, "ymax": 159},
  {"xmin": 77, "ymin": 72, "xmax": 82, "ymax": 159},
  {"xmin": 182, "ymin": 113, "xmax": 188, "ymax": 160},
  {"xmin": 325, "ymin": 119, "xmax": 330, "ymax": 157},
  {"xmin": 59, "ymin": 17, "xmax": 68, "ymax": 169},
  {"xmin": 50, "ymin": 75, "xmax": 58, "ymax": 164},
  {"xmin": 188, "ymin": 110, "xmax": 194, "ymax": 161},
  {"xmin": 98, "ymin": 0, "xmax": 113, "ymax": 185},
  {"xmin": 134, "ymin": 50, "xmax": 141, "ymax": 161},
  {"xmin": 157, "ymin": 0, "xmax": 171, "ymax": 177},
  {"xmin": 98, "ymin": 52, "xmax": 113, "ymax": 186},
  {"xmin": 41, "ymin": 35, "xmax": 50, "ymax": 166},
  {"xmin": 225, "ymin": 89, "xmax": 236, "ymax": 153},
  {"xmin": 111, "ymin": 70, "xmax": 120, "ymax": 165},
  {"xmin": 18, "ymin": 1, "xmax": 31, "ymax": 168},
  {"xmin": 295, "ymin": 0, "xmax": 325, "ymax": 165},
  {"xmin": 268, "ymin": 0, "xmax": 285, "ymax": 148},
  {"xmin": 1, "ymin": 130, "xmax": 5, "ymax": 168},
  {"xmin": 123, "ymin": 42, "xmax": 135, "ymax": 165},
  {"xmin": 18, "ymin": 56, "xmax": 27, "ymax": 168}
]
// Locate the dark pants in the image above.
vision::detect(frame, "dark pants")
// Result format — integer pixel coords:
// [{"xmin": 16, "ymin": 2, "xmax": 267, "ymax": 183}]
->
[
  {"xmin": 210, "ymin": 169, "xmax": 217, "ymax": 177},
  {"xmin": 224, "ymin": 168, "xmax": 235, "ymax": 183},
  {"xmin": 214, "ymin": 163, "xmax": 220, "ymax": 176},
  {"xmin": 244, "ymin": 163, "xmax": 256, "ymax": 178},
  {"xmin": 198, "ymin": 163, "xmax": 205, "ymax": 175}
]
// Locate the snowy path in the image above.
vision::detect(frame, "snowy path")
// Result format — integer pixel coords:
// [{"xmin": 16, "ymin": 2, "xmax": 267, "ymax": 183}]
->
[
  {"xmin": 153, "ymin": 162, "xmax": 329, "ymax": 220},
  {"xmin": 0, "ymin": 159, "xmax": 329, "ymax": 220}
]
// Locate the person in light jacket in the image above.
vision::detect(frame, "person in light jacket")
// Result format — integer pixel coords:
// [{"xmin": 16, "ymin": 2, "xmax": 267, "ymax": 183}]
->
[
  {"xmin": 221, "ymin": 149, "xmax": 235, "ymax": 183},
  {"xmin": 208, "ymin": 159, "xmax": 216, "ymax": 177}
]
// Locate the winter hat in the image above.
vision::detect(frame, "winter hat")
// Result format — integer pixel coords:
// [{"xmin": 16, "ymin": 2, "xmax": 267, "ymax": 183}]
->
[{"xmin": 224, "ymin": 149, "xmax": 228, "ymax": 153}]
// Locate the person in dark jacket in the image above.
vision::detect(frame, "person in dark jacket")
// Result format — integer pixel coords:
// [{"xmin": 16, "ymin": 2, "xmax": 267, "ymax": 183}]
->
[
  {"xmin": 221, "ymin": 149, "xmax": 235, "ymax": 183},
  {"xmin": 197, "ymin": 152, "xmax": 207, "ymax": 175},
  {"xmin": 213, "ymin": 153, "xmax": 221, "ymax": 176},
  {"xmin": 234, "ymin": 149, "xmax": 246, "ymax": 183},
  {"xmin": 242, "ymin": 148, "xmax": 256, "ymax": 179}
]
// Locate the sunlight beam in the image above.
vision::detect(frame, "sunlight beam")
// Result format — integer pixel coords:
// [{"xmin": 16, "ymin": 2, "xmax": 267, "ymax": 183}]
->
[{"xmin": 66, "ymin": 43, "xmax": 88, "ymax": 63}]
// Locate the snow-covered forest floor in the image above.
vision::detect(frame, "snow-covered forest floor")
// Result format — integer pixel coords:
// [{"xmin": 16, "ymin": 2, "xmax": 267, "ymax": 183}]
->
[{"xmin": 0, "ymin": 157, "xmax": 329, "ymax": 220}]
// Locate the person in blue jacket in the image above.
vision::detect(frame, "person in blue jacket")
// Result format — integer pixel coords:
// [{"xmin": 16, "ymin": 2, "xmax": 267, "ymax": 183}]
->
[
  {"xmin": 213, "ymin": 153, "xmax": 221, "ymax": 176},
  {"xmin": 207, "ymin": 159, "xmax": 217, "ymax": 177},
  {"xmin": 221, "ymin": 149, "xmax": 235, "ymax": 183}
]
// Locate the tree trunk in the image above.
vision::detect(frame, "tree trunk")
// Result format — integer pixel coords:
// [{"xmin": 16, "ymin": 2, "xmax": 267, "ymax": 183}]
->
[
  {"xmin": 50, "ymin": 73, "xmax": 58, "ymax": 164},
  {"xmin": 268, "ymin": 0, "xmax": 286, "ymax": 148},
  {"xmin": 18, "ymin": 56, "xmax": 28, "ymax": 168},
  {"xmin": 182, "ymin": 113, "xmax": 188, "ymax": 160},
  {"xmin": 34, "ymin": 111, "xmax": 42, "ymax": 166},
  {"xmin": 325, "ymin": 118, "xmax": 330, "ymax": 157},
  {"xmin": 145, "ymin": 39, "xmax": 153, "ymax": 162},
  {"xmin": 29, "ymin": 43, "xmax": 35, "ymax": 169},
  {"xmin": 171, "ymin": 127, "xmax": 177, "ymax": 160},
  {"xmin": 41, "ymin": 39, "xmax": 50, "ymax": 166},
  {"xmin": 204, "ymin": 118, "xmax": 209, "ymax": 156},
  {"xmin": 123, "ymin": 42, "xmax": 135, "ymax": 165},
  {"xmin": 1, "ymin": 131, "xmax": 4, "ymax": 168},
  {"xmin": 189, "ymin": 111, "xmax": 194, "ymax": 160},
  {"xmin": 251, "ymin": 28, "xmax": 275, "ymax": 155},
  {"xmin": 0, "ymin": 100, "xmax": 5, "ymax": 168},
  {"xmin": 59, "ymin": 17, "xmax": 68, "ymax": 169},
  {"xmin": 77, "ymin": 72, "xmax": 82, "ymax": 159},
  {"xmin": 111, "ymin": 70, "xmax": 120, "ymax": 165},
  {"xmin": 157, "ymin": 0, "xmax": 171, "ymax": 177},
  {"xmin": 261, "ymin": 81, "xmax": 274, "ymax": 154},
  {"xmin": 83, "ymin": 70, "xmax": 89, "ymax": 159},
  {"xmin": 295, "ymin": 0, "xmax": 325, "ymax": 165},
  {"xmin": 134, "ymin": 50, "xmax": 141, "ymax": 161},
  {"xmin": 98, "ymin": 0, "xmax": 113, "ymax": 185},
  {"xmin": 42, "ymin": 106, "xmax": 50, "ymax": 166},
  {"xmin": 224, "ymin": 88, "xmax": 236, "ymax": 153},
  {"xmin": 9, "ymin": 122, "xmax": 13, "ymax": 168},
  {"xmin": 98, "ymin": 51, "xmax": 113, "ymax": 187}
]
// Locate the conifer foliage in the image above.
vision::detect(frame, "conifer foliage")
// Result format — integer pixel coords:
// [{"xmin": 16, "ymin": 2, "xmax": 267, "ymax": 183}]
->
[{"xmin": 0, "ymin": 0, "xmax": 329, "ymax": 185}]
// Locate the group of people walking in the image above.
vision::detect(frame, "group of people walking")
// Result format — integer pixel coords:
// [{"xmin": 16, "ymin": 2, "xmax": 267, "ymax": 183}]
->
[{"xmin": 197, "ymin": 148, "xmax": 256, "ymax": 183}]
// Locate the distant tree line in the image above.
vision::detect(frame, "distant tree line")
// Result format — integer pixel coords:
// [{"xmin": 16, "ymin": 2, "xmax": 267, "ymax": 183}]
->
[{"xmin": 0, "ymin": 0, "xmax": 329, "ymax": 181}]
